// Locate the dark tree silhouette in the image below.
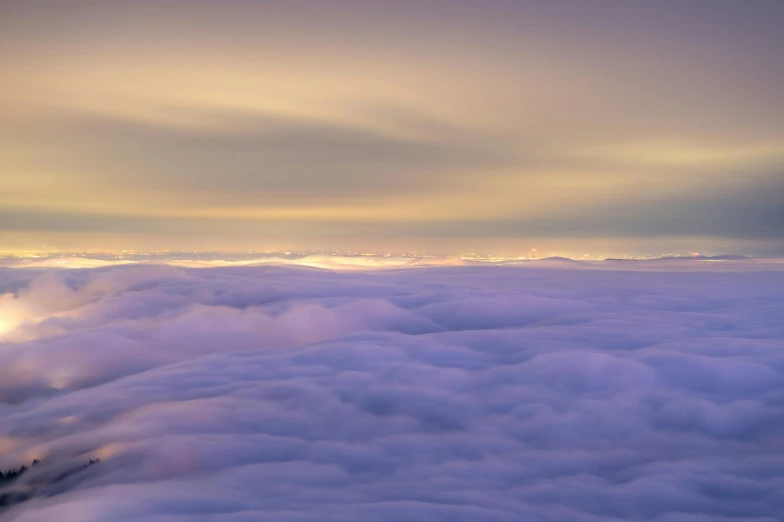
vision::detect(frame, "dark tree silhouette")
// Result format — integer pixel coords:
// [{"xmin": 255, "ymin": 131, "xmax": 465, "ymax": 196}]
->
[
  {"xmin": 0, "ymin": 458, "xmax": 100, "ymax": 511},
  {"xmin": 0, "ymin": 465, "xmax": 27, "ymax": 484}
]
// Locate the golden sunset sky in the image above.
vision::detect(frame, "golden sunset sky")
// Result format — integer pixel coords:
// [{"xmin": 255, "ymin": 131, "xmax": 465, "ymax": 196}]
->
[{"xmin": 2, "ymin": 0, "xmax": 782, "ymax": 255}]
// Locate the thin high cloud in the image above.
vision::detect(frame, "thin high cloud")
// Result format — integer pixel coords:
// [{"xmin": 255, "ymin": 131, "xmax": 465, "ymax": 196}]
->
[
  {"xmin": 1, "ymin": 0, "xmax": 782, "ymax": 251},
  {"xmin": 1, "ymin": 264, "xmax": 783, "ymax": 520}
]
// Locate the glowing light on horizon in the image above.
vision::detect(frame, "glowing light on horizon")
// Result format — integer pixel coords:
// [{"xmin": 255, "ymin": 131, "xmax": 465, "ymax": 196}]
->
[
  {"xmin": 0, "ymin": 318, "xmax": 14, "ymax": 337},
  {"xmin": 0, "ymin": 292, "xmax": 23, "ymax": 338}
]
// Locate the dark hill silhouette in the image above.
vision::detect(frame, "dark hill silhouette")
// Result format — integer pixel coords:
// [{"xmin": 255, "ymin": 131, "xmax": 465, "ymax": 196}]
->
[
  {"xmin": 605, "ymin": 255, "xmax": 752, "ymax": 261},
  {"xmin": 536, "ymin": 256, "xmax": 581, "ymax": 262}
]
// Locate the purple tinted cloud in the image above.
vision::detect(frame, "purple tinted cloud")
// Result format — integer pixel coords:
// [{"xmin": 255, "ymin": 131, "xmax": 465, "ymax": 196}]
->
[{"xmin": 1, "ymin": 264, "xmax": 783, "ymax": 521}]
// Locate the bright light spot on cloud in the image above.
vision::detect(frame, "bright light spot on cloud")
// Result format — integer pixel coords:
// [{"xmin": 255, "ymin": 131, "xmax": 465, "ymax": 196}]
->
[
  {"xmin": 0, "ymin": 294, "xmax": 24, "ymax": 338},
  {"xmin": 0, "ymin": 298, "xmax": 42, "ymax": 340},
  {"xmin": 94, "ymin": 443, "xmax": 130, "ymax": 461},
  {"xmin": 0, "ymin": 318, "xmax": 14, "ymax": 337}
]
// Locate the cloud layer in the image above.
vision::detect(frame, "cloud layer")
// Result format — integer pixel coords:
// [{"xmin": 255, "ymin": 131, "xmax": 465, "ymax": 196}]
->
[{"xmin": 1, "ymin": 264, "xmax": 783, "ymax": 521}]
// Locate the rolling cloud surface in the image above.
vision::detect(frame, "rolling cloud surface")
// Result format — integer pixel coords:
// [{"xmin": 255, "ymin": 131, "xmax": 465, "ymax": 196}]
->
[{"xmin": 1, "ymin": 263, "xmax": 783, "ymax": 521}]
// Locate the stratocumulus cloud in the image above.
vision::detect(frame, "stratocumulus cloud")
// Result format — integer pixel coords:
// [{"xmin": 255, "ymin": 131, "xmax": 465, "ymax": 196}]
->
[{"xmin": 1, "ymin": 264, "xmax": 783, "ymax": 521}]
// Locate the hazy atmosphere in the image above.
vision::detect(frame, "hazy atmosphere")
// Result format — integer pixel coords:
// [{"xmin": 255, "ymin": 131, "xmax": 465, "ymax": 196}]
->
[
  {"xmin": 2, "ymin": 0, "xmax": 783, "ymax": 256},
  {"xmin": 1, "ymin": 2, "xmax": 783, "ymax": 521}
]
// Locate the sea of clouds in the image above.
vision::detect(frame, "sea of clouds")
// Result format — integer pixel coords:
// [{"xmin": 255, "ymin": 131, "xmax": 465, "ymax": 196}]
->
[{"xmin": 0, "ymin": 262, "xmax": 783, "ymax": 521}]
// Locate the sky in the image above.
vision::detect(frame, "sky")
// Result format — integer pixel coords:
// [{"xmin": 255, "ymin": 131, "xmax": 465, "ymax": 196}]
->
[{"xmin": 1, "ymin": 0, "xmax": 783, "ymax": 256}]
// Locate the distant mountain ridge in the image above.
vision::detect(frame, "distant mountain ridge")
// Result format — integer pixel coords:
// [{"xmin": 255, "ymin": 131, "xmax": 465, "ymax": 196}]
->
[{"xmin": 605, "ymin": 255, "xmax": 753, "ymax": 261}]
